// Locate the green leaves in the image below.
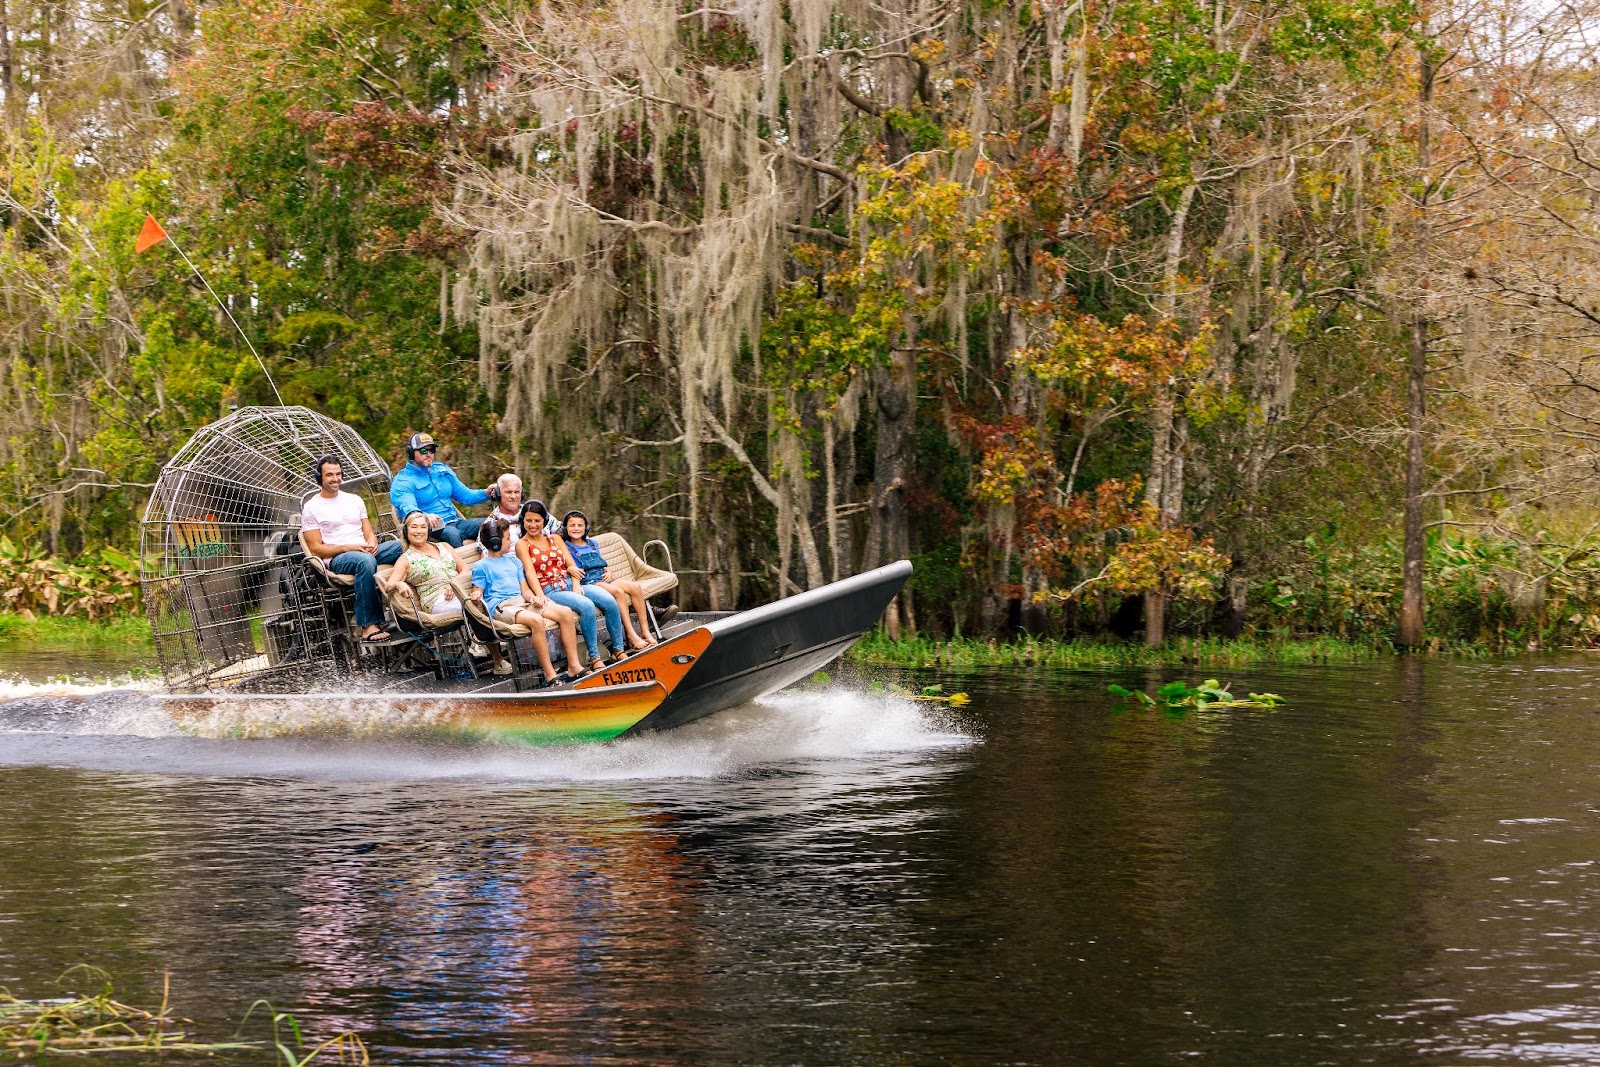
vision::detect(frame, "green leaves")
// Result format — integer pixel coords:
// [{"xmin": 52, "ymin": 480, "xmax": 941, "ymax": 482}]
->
[
  {"xmin": 0, "ymin": 539, "xmax": 140, "ymax": 621},
  {"xmin": 1108, "ymin": 679, "xmax": 1285, "ymax": 710}
]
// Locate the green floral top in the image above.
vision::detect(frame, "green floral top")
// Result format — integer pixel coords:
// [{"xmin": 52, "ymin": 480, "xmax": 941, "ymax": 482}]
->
[{"xmin": 402, "ymin": 546, "xmax": 460, "ymax": 608}]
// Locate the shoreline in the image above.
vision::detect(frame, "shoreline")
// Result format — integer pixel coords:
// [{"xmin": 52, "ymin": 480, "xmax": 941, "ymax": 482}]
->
[
  {"xmin": 0, "ymin": 612, "xmax": 152, "ymax": 649},
  {"xmin": 0, "ymin": 612, "xmax": 1563, "ymax": 670},
  {"xmin": 845, "ymin": 632, "xmax": 1530, "ymax": 670}
]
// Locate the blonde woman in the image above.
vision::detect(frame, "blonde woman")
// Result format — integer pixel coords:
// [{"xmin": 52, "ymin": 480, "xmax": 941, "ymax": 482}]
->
[
  {"xmin": 385, "ymin": 511, "xmax": 467, "ymax": 618},
  {"xmin": 385, "ymin": 510, "xmax": 517, "ymax": 675}
]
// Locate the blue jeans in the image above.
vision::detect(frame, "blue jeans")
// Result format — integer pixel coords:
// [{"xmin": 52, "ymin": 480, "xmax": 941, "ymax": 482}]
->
[
  {"xmin": 543, "ymin": 584, "xmax": 599, "ymax": 662},
  {"xmin": 430, "ymin": 517, "xmax": 482, "ymax": 548},
  {"xmin": 374, "ymin": 539, "xmax": 405, "ymax": 565},
  {"xmin": 329, "ymin": 551, "xmax": 385, "ymax": 629},
  {"xmin": 579, "ymin": 581, "xmax": 626, "ymax": 653}
]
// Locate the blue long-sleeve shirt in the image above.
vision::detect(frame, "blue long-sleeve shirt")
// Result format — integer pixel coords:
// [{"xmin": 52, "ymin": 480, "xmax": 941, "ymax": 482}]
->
[{"xmin": 390, "ymin": 460, "xmax": 488, "ymax": 523}]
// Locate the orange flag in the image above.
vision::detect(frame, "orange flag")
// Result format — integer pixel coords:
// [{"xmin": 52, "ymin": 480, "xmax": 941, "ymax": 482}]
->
[{"xmin": 134, "ymin": 214, "xmax": 168, "ymax": 254}]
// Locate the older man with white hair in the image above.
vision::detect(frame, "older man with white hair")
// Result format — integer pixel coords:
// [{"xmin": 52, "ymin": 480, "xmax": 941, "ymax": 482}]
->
[{"xmin": 488, "ymin": 473, "xmax": 526, "ymax": 551}]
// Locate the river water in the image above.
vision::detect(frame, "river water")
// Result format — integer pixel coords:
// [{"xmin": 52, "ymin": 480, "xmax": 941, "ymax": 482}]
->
[{"xmin": 3, "ymin": 651, "xmax": 1600, "ymax": 1064}]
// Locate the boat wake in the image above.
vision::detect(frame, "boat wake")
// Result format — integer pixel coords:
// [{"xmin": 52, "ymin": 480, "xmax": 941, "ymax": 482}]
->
[{"xmin": 0, "ymin": 677, "xmax": 973, "ymax": 781}]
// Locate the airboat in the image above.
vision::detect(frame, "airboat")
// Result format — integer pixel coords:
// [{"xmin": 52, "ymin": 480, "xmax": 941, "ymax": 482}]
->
[{"xmin": 139, "ymin": 406, "xmax": 911, "ymax": 743}]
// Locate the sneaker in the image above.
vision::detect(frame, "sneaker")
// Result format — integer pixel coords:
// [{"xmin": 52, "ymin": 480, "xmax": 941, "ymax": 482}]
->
[
  {"xmin": 490, "ymin": 660, "xmax": 514, "ymax": 675},
  {"xmin": 657, "ymin": 605, "xmax": 680, "ymax": 626},
  {"xmin": 468, "ymin": 641, "xmax": 489, "ymax": 657}
]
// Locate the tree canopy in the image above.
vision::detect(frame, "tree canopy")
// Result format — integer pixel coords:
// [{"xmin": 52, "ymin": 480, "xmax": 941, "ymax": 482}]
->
[{"xmin": 7, "ymin": 0, "xmax": 1600, "ymax": 646}]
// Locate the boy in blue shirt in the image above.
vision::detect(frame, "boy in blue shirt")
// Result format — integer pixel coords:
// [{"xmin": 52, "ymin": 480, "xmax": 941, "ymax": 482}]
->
[
  {"xmin": 390, "ymin": 431, "xmax": 496, "ymax": 548},
  {"xmin": 468, "ymin": 517, "xmax": 588, "ymax": 684}
]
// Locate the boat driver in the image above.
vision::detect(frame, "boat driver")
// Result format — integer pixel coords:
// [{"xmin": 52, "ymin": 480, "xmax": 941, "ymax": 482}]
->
[
  {"xmin": 389, "ymin": 431, "xmax": 496, "ymax": 549},
  {"xmin": 302, "ymin": 456, "xmax": 404, "ymax": 643}
]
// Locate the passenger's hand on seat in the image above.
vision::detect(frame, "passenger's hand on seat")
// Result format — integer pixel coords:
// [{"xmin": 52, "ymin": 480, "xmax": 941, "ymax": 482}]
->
[{"xmin": 427, "ymin": 514, "xmax": 443, "ymax": 530}]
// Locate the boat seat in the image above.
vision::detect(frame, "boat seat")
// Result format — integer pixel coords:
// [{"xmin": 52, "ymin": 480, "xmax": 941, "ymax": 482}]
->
[
  {"xmin": 460, "ymin": 581, "xmax": 560, "ymax": 638},
  {"xmin": 379, "ymin": 563, "xmax": 473, "ymax": 632},
  {"xmin": 593, "ymin": 532, "xmax": 677, "ymax": 599},
  {"xmin": 298, "ymin": 528, "xmax": 355, "ymax": 587}
]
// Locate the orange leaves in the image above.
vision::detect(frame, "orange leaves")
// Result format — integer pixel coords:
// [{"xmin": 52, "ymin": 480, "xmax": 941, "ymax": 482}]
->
[
  {"xmin": 1024, "ymin": 479, "xmax": 1146, "ymax": 578},
  {"xmin": 1015, "ymin": 309, "xmax": 1208, "ymax": 403},
  {"xmin": 1102, "ymin": 511, "xmax": 1228, "ymax": 599},
  {"xmin": 963, "ymin": 417, "xmax": 1058, "ymax": 509}
]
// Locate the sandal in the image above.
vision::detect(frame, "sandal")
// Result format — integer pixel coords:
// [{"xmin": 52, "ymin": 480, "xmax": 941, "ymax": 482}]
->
[{"xmin": 363, "ymin": 630, "xmax": 393, "ymax": 643}]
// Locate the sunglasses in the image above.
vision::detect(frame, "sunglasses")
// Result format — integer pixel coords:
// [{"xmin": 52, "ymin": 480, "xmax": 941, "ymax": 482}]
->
[{"xmin": 417, "ymin": 445, "xmax": 437, "ymax": 455}]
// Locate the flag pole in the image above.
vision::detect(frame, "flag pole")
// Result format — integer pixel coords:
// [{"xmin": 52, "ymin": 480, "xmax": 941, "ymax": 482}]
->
[{"xmin": 142, "ymin": 217, "xmax": 285, "ymax": 407}]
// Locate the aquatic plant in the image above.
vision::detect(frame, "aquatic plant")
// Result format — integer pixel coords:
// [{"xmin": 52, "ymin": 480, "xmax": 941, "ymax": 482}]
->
[
  {"xmin": 849, "ymin": 632, "xmax": 1378, "ymax": 670},
  {"xmin": 243, "ymin": 1001, "xmax": 370, "ymax": 1066},
  {"xmin": 1107, "ymin": 680, "xmax": 1284, "ymax": 710},
  {"xmin": 0, "ymin": 969, "xmax": 366, "ymax": 1062}
]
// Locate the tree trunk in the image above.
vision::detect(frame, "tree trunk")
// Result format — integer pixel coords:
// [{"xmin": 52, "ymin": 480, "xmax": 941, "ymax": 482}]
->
[
  {"xmin": 1398, "ymin": 47, "xmax": 1433, "ymax": 649},
  {"xmin": 0, "ymin": 0, "xmax": 14, "ymax": 124},
  {"xmin": 1398, "ymin": 313, "xmax": 1428, "ymax": 647},
  {"xmin": 867, "ymin": 347, "xmax": 916, "ymax": 628},
  {"xmin": 171, "ymin": 0, "xmax": 194, "ymax": 58},
  {"xmin": 1143, "ymin": 182, "xmax": 1198, "ymax": 646}
]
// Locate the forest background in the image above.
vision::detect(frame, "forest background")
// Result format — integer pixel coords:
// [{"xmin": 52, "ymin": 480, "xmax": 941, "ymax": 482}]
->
[{"xmin": 6, "ymin": 0, "xmax": 1600, "ymax": 652}]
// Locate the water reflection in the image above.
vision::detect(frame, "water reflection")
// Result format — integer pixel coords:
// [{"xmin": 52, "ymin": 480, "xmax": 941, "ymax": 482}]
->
[{"xmin": 9, "ymin": 657, "xmax": 1600, "ymax": 1062}]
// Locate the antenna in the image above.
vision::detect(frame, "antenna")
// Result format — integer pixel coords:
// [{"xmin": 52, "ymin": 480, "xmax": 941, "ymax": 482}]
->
[{"xmin": 135, "ymin": 214, "xmax": 285, "ymax": 407}]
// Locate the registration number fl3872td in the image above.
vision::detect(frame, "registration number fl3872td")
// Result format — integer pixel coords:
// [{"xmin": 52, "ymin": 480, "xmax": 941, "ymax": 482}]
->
[{"xmin": 602, "ymin": 666, "xmax": 658, "ymax": 686}]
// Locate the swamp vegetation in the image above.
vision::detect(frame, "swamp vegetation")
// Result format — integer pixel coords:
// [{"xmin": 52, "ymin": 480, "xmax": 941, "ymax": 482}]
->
[
  {"xmin": 0, "ymin": 969, "xmax": 366, "ymax": 1062},
  {"xmin": 4, "ymin": 0, "xmax": 1600, "ymax": 650}
]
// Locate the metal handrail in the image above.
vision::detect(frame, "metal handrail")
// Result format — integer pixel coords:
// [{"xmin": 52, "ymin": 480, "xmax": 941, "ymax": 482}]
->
[{"xmin": 643, "ymin": 538, "xmax": 674, "ymax": 575}]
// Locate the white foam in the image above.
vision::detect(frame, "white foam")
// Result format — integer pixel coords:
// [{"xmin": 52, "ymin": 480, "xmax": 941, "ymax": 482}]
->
[
  {"xmin": 482, "ymin": 687, "xmax": 973, "ymax": 782},
  {"xmin": 0, "ymin": 674, "xmax": 162, "ymax": 699},
  {"xmin": 0, "ymin": 684, "xmax": 974, "ymax": 781}
]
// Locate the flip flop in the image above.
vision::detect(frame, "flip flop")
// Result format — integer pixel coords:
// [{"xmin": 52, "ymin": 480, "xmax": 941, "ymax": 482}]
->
[{"xmin": 363, "ymin": 630, "xmax": 392, "ymax": 642}]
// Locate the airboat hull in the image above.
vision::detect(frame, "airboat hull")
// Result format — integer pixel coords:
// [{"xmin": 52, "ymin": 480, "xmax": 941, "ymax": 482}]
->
[
  {"xmin": 460, "ymin": 561, "xmax": 913, "ymax": 739},
  {"xmin": 159, "ymin": 627, "xmax": 717, "ymax": 744},
  {"xmin": 155, "ymin": 681, "xmax": 669, "ymax": 744},
  {"xmin": 617, "ymin": 560, "xmax": 913, "ymax": 736}
]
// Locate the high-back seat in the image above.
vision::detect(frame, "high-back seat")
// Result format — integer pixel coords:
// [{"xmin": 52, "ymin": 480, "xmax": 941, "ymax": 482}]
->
[
  {"xmin": 592, "ymin": 532, "xmax": 677, "ymax": 599},
  {"xmin": 297, "ymin": 526, "xmax": 356, "ymax": 588}
]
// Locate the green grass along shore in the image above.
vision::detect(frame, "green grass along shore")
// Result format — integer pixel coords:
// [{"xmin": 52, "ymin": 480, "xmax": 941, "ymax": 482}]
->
[
  {"xmin": 849, "ymin": 632, "xmax": 1457, "ymax": 669},
  {"xmin": 0, "ymin": 610, "xmax": 1481, "ymax": 668},
  {"xmin": 0, "ymin": 612, "xmax": 152, "ymax": 648}
]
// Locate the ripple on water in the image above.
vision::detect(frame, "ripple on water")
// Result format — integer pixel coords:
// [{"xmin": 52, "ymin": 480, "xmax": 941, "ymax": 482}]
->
[{"xmin": 6, "ymin": 656, "xmax": 1600, "ymax": 1064}]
